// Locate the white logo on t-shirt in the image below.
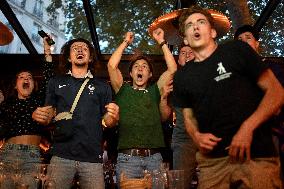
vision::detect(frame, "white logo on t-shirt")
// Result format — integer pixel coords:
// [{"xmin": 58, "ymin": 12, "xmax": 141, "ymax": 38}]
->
[
  {"xmin": 214, "ymin": 62, "xmax": 232, "ymax": 82},
  {"xmin": 217, "ymin": 62, "xmax": 227, "ymax": 74},
  {"xmin": 58, "ymin": 84, "xmax": 66, "ymax": 89}
]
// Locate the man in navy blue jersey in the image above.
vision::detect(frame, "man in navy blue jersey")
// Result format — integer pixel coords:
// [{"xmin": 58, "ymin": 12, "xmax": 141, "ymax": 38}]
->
[{"xmin": 33, "ymin": 38, "xmax": 119, "ymax": 189}]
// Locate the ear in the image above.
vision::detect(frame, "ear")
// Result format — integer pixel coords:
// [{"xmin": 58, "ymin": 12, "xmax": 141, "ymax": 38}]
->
[
  {"xmin": 149, "ymin": 72, "xmax": 152, "ymax": 78},
  {"xmin": 183, "ymin": 38, "xmax": 189, "ymax": 45},
  {"xmin": 130, "ymin": 71, "xmax": 133, "ymax": 78},
  {"xmin": 211, "ymin": 28, "xmax": 217, "ymax": 39}
]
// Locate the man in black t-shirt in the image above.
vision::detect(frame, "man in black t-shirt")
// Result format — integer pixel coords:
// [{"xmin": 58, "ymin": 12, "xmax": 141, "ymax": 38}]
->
[{"xmin": 173, "ymin": 5, "xmax": 284, "ymax": 189}]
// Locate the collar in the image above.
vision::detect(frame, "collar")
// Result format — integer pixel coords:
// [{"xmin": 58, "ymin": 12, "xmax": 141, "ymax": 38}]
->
[
  {"xmin": 67, "ymin": 70, "xmax": 93, "ymax": 78},
  {"xmin": 132, "ymin": 87, "xmax": 148, "ymax": 93}
]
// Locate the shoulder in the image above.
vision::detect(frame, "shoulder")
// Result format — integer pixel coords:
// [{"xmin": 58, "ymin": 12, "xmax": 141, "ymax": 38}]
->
[
  {"xmin": 174, "ymin": 63, "xmax": 190, "ymax": 80},
  {"xmin": 117, "ymin": 83, "xmax": 131, "ymax": 94},
  {"xmin": 91, "ymin": 77, "xmax": 110, "ymax": 87},
  {"xmin": 220, "ymin": 40, "xmax": 253, "ymax": 53}
]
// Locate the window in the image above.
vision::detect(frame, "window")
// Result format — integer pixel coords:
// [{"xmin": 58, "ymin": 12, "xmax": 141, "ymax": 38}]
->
[
  {"xmin": 48, "ymin": 11, "xmax": 59, "ymax": 29},
  {"xmin": 31, "ymin": 22, "xmax": 41, "ymax": 44},
  {"xmin": 33, "ymin": 0, "xmax": 43, "ymax": 19}
]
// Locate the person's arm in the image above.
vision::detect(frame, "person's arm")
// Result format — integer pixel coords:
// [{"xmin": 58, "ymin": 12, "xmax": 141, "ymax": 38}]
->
[
  {"xmin": 159, "ymin": 79, "xmax": 173, "ymax": 121},
  {"xmin": 229, "ymin": 69, "xmax": 284, "ymax": 161},
  {"xmin": 107, "ymin": 32, "xmax": 134, "ymax": 94},
  {"xmin": 151, "ymin": 28, "xmax": 177, "ymax": 121},
  {"xmin": 43, "ymin": 36, "xmax": 52, "ymax": 63},
  {"xmin": 37, "ymin": 36, "xmax": 55, "ymax": 99},
  {"xmin": 152, "ymin": 28, "xmax": 177, "ymax": 90},
  {"xmin": 102, "ymin": 102, "xmax": 119, "ymax": 128},
  {"xmin": 183, "ymin": 108, "xmax": 221, "ymax": 154}
]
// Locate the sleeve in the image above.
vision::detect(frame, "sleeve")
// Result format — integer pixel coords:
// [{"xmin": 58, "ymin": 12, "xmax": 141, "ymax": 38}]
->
[
  {"xmin": 172, "ymin": 70, "xmax": 191, "ymax": 108},
  {"xmin": 45, "ymin": 77, "xmax": 57, "ymax": 107},
  {"xmin": 101, "ymin": 82, "xmax": 113, "ymax": 115},
  {"xmin": 36, "ymin": 60, "xmax": 55, "ymax": 105},
  {"xmin": 235, "ymin": 41, "xmax": 269, "ymax": 81}
]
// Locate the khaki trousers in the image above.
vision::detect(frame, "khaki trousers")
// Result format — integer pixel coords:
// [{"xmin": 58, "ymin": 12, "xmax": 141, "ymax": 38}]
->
[{"xmin": 196, "ymin": 152, "xmax": 282, "ymax": 189}]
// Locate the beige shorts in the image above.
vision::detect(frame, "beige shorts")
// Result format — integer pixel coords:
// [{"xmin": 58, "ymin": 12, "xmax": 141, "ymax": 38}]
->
[{"xmin": 196, "ymin": 152, "xmax": 282, "ymax": 189}]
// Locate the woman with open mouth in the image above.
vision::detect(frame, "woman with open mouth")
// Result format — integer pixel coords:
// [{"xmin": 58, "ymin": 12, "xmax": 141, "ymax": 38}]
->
[{"xmin": 0, "ymin": 36, "xmax": 55, "ymax": 189}]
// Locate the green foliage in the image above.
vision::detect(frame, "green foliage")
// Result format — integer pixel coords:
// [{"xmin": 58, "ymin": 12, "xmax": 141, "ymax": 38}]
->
[{"xmin": 46, "ymin": 0, "xmax": 283, "ymax": 56}]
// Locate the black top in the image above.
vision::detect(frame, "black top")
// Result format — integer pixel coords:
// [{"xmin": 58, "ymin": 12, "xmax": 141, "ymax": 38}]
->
[
  {"xmin": 46, "ymin": 74, "xmax": 112, "ymax": 163},
  {"xmin": 173, "ymin": 40, "xmax": 277, "ymax": 158},
  {"xmin": 0, "ymin": 61, "xmax": 54, "ymax": 140}
]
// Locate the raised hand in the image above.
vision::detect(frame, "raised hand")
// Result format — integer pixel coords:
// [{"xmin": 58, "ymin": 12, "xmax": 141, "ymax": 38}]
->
[
  {"xmin": 152, "ymin": 28, "xmax": 165, "ymax": 44},
  {"xmin": 43, "ymin": 34, "xmax": 53, "ymax": 62},
  {"xmin": 124, "ymin": 32, "xmax": 134, "ymax": 45}
]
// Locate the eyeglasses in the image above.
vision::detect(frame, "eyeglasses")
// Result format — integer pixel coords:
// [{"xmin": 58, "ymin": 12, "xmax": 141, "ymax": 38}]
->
[
  {"xmin": 185, "ymin": 19, "xmax": 208, "ymax": 30},
  {"xmin": 71, "ymin": 44, "xmax": 89, "ymax": 52}
]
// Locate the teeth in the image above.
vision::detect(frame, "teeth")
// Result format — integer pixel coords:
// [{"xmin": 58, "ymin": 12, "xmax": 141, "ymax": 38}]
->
[{"xmin": 77, "ymin": 55, "xmax": 83, "ymax": 59}]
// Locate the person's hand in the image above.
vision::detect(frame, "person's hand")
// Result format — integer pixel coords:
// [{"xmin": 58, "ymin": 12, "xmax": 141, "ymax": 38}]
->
[
  {"xmin": 43, "ymin": 35, "xmax": 53, "ymax": 54},
  {"xmin": 43, "ymin": 34, "xmax": 53, "ymax": 62},
  {"xmin": 152, "ymin": 28, "xmax": 165, "ymax": 44},
  {"xmin": 32, "ymin": 106, "xmax": 55, "ymax": 125},
  {"xmin": 228, "ymin": 123, "xmax": 254, "ymax": 162},
  {"xmin": 124, "ymin": 32, "xmax": 134, "ymax": 45},
  {"xmin": 103, "ymin": 102, "xmax": 119, "ymax": 128},
  {"xmin": 194, "ymin": 131, "xmax": 222, "ymax": 154}
]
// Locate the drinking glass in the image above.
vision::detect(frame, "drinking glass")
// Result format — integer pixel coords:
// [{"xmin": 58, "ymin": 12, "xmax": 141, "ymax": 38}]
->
[
  {"xmin": 167, "ymin": 170, "xmax": 184, "ymax": 189},
  {"xmin": 44, "ymin": 178, "xmax": 56, "ymax": 189}
]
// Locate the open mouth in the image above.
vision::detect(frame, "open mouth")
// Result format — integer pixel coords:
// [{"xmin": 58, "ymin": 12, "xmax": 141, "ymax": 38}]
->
[
  {"xmin": 22, "ymin": 83, "xmax": 30, "ymax": 89},
  {"xmin": 137, "ymin": 74, "xmax": 143, "ymax": 79},
  {"xmin": 77, "ymin": 55, "xmax": 84, "ymax": 59},
  {"xmin": 194, "ymin": 33, "xmax": 200, "ymax": 39}
]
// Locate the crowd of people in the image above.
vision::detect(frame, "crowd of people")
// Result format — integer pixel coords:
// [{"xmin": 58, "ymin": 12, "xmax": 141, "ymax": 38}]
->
[{"xmin": 1, "ymin": 5, "xmax": 284, "ymax": 189}]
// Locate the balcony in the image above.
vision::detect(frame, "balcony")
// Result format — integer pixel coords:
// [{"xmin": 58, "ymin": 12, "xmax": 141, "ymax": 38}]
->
[{"xmin": 33, "ymin": 9, "xmax": 43, "ymax": 20}]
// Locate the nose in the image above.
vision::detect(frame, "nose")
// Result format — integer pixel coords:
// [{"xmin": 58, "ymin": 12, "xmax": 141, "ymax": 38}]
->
[{"xmin": 77, "ymin": 46, "xmax": 83, "ymax": 52}]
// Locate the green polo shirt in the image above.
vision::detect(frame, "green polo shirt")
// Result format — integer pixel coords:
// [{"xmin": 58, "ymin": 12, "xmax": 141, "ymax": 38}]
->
[{"xmin": 116, "ymin": 83, "xmax": 166, "ymax": 150}]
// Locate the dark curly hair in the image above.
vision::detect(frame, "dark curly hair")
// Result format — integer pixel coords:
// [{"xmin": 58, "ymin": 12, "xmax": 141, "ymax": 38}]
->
[
  {"xmin": 179, "ymin": 5, "xmax": 215, "ymax": 37},
  {"xmin": 59, "ymin": 38, "xmax": 96, "ymax": 74}
]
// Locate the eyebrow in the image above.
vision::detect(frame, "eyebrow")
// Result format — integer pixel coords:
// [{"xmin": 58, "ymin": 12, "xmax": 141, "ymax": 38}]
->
[
  {"xmin": 71, "ymin": 44, "xmax": 88, "ymax": 48},
  {"xmin": 187, "ymin": 18, "xmax": 207, "ymax": 24}
]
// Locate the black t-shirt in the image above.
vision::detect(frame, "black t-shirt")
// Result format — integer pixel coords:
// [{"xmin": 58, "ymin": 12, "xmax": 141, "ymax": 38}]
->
[
  {"xmin": 173, "ymin": 40, "xmax": 277, "ymax": 158},
  {"xmin": 46, "ymin": 74, "xmax": 112, "ymax": 163}
]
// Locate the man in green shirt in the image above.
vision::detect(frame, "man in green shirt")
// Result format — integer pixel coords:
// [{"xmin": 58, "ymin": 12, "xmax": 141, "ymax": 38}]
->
[{"xmin": 107, "ymin": 28, "xmax": 176, "ymax": 187}]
